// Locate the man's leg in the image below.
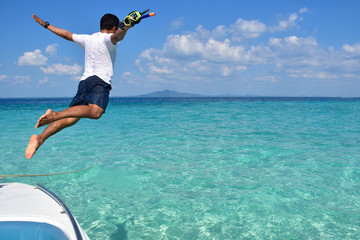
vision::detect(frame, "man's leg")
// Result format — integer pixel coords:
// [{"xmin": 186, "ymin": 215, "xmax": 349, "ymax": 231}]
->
[
  {"xmin": 36, "ymin": 103, "xmax": 104, "ymax": 128},
  {"xmin": 26, "ymin": 104, "xmax": 104, "ymax": 159},
  {"xmin": 26, "ymin": 75, "xmax": 110, "ymax": 159},
  {"xmin": 25, "ymin": 117, "xmax": 80, "ymax": 159}
]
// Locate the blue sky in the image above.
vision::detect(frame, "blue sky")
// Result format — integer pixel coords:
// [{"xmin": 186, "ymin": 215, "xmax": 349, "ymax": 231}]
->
[{"xmin": 1, "ymin": 0, "xmax": 360, "ymax": 97}]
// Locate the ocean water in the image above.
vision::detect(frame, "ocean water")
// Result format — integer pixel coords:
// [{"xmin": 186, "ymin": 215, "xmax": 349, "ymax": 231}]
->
[{"xmin": 1, "ymin": 97, "xmax": 360, "ymax": 239}]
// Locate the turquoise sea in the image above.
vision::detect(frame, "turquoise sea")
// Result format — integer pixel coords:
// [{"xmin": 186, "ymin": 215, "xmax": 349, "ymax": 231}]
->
[{"xmin": 1, "ymin": 97, "xmax": 360, "ymax": 239}]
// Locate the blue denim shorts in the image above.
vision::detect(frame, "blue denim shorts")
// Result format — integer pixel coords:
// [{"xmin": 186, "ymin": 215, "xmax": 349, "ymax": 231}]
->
[{"xmin": 69, "ymin": 75, "xmax": 112, "ymax": 112}]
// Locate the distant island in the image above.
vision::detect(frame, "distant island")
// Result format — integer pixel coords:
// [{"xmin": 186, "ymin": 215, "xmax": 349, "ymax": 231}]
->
[
  {"xmin": 136, "ymin": 90, "xmax": 204, "ymax": 98},
  {"xmin": 132, "ymin": 90, "xmax": 346, "ymax": 98},
  {"xmin": 135, "ymin": 89, "xmax": 254, "ymax": 98}
]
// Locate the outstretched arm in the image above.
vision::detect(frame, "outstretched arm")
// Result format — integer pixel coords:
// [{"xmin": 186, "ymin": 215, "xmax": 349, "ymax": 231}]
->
[
  {"xmin": 32, "ymin": 14, "xmax": 73, "ymax": 41},
  {"xmin": 111, "ymin": 25, "xmax": 132, "ymax": 44}
]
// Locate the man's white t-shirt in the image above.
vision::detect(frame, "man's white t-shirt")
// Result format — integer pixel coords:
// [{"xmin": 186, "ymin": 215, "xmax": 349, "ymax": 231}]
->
[{"xmin": 73, "ymin": 32, "xmax": 117, "ymax": 85}]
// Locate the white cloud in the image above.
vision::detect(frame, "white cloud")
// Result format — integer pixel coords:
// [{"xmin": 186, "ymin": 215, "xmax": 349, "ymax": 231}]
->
[
  {"xmin": 255, "ymin": 75, "xmax": 278, "ymax": 83},
  {"xmin": 40, "ymin": 63, "xmax": 82, "ymax": 75},
  {"xmin": 211, "ymin": 25, "xmax": 228, "ymax": 40},
  {"xmin": 38, "ymin": 76, "xmax": 49, "ymax": 84},
  {"xmin": 133, "ymin": 8, "xmax": 360, "ymax": 93},
  {"xmin": 45, "ymin": 44, "xmax": 59, "ymax": 57},
  {"xmin": 163, "ymin": 34, "xmax": 204, "ymax": 57},
  {"xmin": 170, "ymin": 17, "xmax": 184, "ymax": 30},
  {"xmin": 14, "ymin": 75, "xmax": 30, "ymax": 84},
  {"xmin": 274, "ymin": 13, "xmax": 299, "ymax": 32},
  {"xmin": 268, "ymin": 36, "xmax": 319, "ymax": 60},
  {"xmin": 185, "ymin": 60, "xmax": 210, "ymax": 73},
  {"xmin": 162, "ymin": 34, "xmax": 249, "ymax": 63},
  {"xmin": 121, "ymin": 72, "xmax": 133, "ymax": 83},
  {"xmin": 269, "ymin": 36, "xmax": 318, "ymax": 49},
  {"xmin": 299, "ymin": 8, "xmax": 309, "ymax": 14},
  {"xmin": 316, "ymin": 72, "xmax": 338, "ymax": 79},
  {"xmin": 136, "ymin": 20, "xmax": 270, "ymax": 82},
  {"xmin": 203, "ymin": 38, "xmax": 245, "ymax": 62},
  {"xmin": 18, "ymin": 49, "xmax": 48, "ymax": 66},
  {"xmin": 222, "ymin": 66, "xmax": 232, "ymax": 77},
  {"xmin": 341, "ymin": 43, "xmax": 360, "ymax": 55},
  {"xmin": 0, "ymin": 75, "xmax": 7, "ymax": 82},
  {"xmin": 341, "ymin": 59, "xmax": 360, "ymax": 72},
  {"xmin": 148, "ymin": 63, "xmax": 172, "ymax": 74},
  {"xmin": 344, "ymin": 73, "xmax": 360, "ymax": 79},
  {"xmin": 271, "ymin": 8, "xmax": 309, "ymax": 32},
  {"xmin": 288, "ymin": 71, "xmax": 338, "ymax": 80},
  {"xmin": 139, "ymin": 48, "xmax": 157, "ymax": 61},
  {"xmin": 230, "ymin": 19, "xmax": 267, "ymax": 39}
]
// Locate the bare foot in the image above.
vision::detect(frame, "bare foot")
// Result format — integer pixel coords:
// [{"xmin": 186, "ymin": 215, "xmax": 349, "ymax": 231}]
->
[
  {"xmin": 35, "ymin": 109, "xmax": 56, "ymax": 128},
  {"xmin": 25, "ymin": 135, "xmax": 41, "ymax": 159}
]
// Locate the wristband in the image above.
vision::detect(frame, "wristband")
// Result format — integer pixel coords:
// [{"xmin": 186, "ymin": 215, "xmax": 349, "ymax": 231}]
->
[{"xmin": 44, "ymin": 22, "xmax": 50, "ymax": 29}]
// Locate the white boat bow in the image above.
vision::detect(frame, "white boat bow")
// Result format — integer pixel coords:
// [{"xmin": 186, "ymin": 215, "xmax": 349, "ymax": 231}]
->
[{"xmin": 0, "ymin": 182, "xmax": 89, "ymax": 240}]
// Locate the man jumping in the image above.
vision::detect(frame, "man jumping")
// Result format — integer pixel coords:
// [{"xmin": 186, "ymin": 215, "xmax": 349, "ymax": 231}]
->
[{"xmin": 26, "ymin": 13, "xmax": 139, "ymax": 159}]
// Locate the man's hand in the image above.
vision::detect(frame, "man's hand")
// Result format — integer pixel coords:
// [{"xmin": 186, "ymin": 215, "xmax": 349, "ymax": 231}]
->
[
  {"xmin": 128, "ymin": 11, "xmax": 142, "ymax": 26},
  {"xmin": 122, "ymin": 11, "xmax": 142, "ymax": 27},
  {"xmin": 32, "ymin": 14, "xmax": 46, "ymax": 28},
  {"xmin": 31, "ymin": 14, "xmax": 73, "ymax": 41}
]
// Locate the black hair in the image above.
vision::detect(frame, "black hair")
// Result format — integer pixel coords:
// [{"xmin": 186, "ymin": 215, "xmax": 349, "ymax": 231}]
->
[{"xmin": 100, "ymin": 13, "xmax": 120, "ymax": 30}]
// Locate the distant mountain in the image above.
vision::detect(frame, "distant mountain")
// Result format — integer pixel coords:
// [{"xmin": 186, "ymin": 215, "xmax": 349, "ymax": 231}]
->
[
  {"xmin": 135, "ymin": 90, "xmax": 259, "ymax": 98},
  {"xmin": 216, "ymin": 94, "xmax": 242, "ymax": 97},
  {"xmin": 137, "ymin": 90, "xmax": 204, "ymax": 98}
]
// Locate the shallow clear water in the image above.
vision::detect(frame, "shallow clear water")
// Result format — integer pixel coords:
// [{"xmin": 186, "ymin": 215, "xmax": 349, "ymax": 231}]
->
[{"xmin": 1, "ymin": 97, "xmax": 360, "ymax": 239}]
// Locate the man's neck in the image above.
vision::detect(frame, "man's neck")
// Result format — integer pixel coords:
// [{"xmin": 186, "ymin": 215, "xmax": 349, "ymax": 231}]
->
[{"xmin": 100, "ymin": 29, "xmax": 115, "ymax": 34}]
